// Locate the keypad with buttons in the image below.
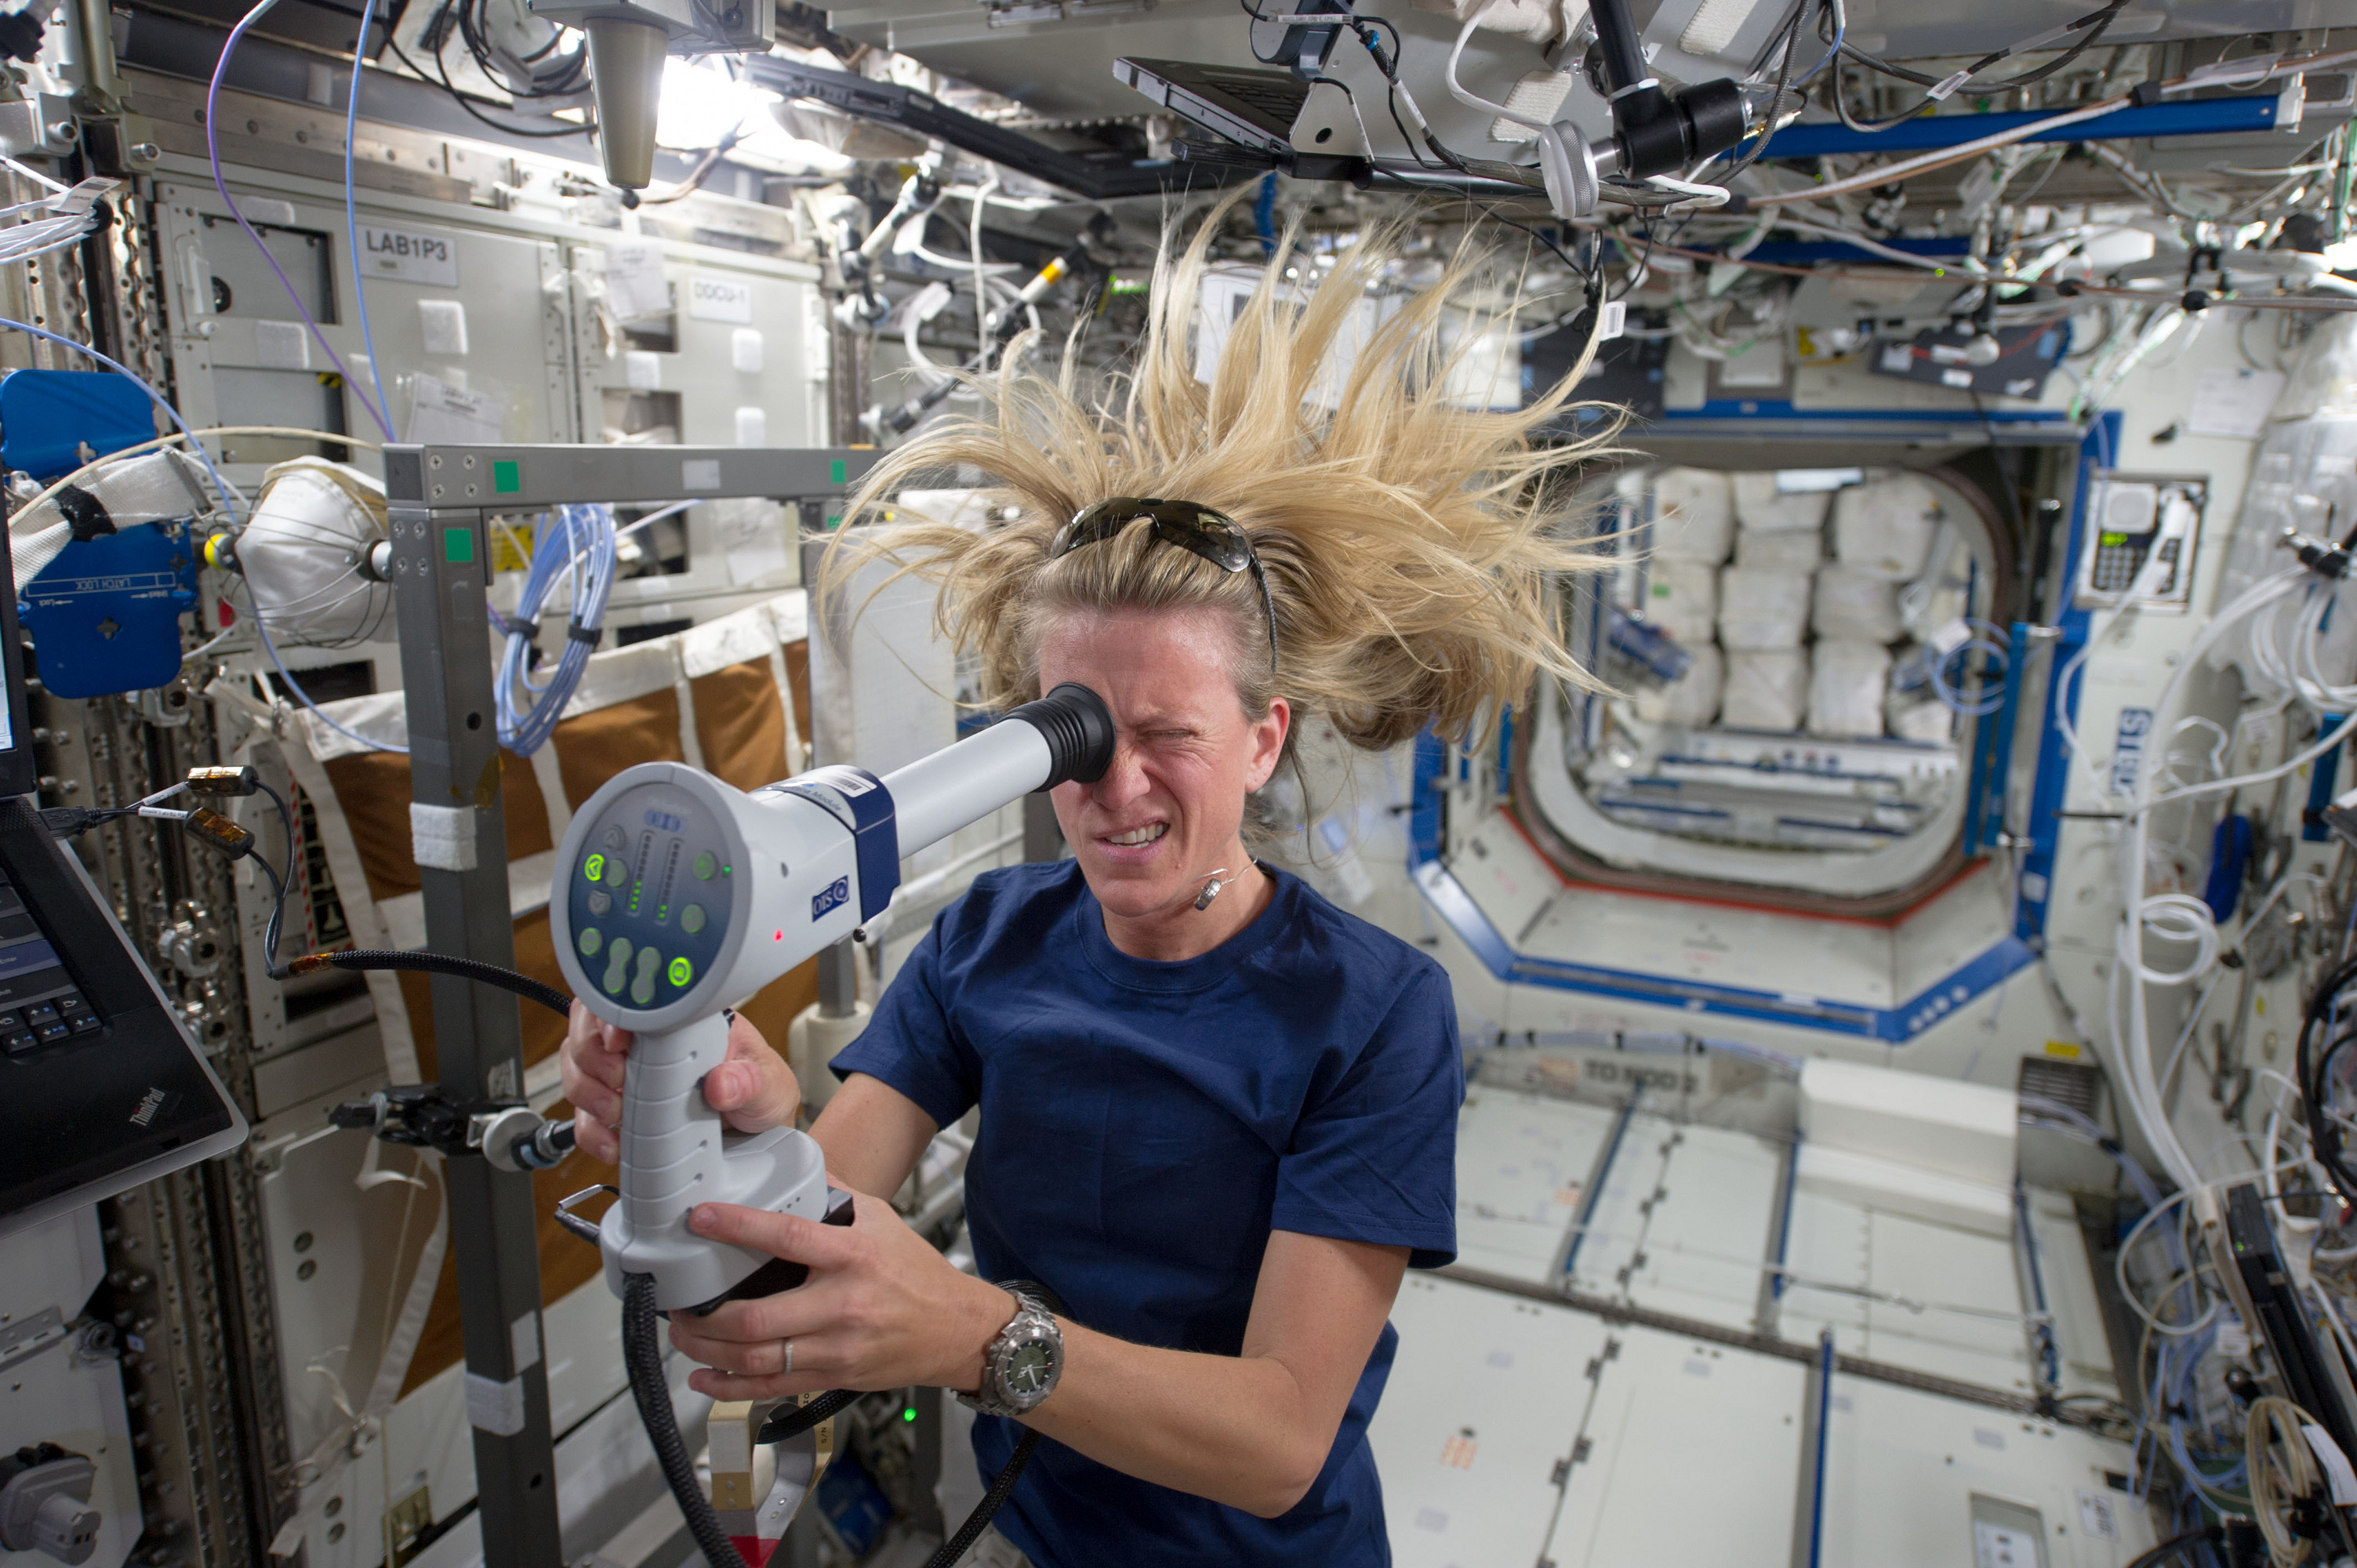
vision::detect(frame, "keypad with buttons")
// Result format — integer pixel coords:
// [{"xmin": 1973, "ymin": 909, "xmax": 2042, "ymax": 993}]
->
[{"xmin": 565, "ymin": 782, "xmax": 731, "ymax": 1012}]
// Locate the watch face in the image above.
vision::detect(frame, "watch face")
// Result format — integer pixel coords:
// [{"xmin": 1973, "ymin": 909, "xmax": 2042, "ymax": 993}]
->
[{"xmin": 1004, "ymin": 1338, "xmax": 1057, "ymax": 1400}]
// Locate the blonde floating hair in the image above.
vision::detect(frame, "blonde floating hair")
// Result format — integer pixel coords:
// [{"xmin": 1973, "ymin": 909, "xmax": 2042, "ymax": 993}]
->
[{"xmin": 825, "ymin": 197, "xmax": 1620, "ymax": 790}]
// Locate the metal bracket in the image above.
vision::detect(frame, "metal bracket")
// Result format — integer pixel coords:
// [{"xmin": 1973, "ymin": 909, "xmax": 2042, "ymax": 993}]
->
[{"xmin": 0, "ymin": 95, "xmax": 75, "ymax": 158}]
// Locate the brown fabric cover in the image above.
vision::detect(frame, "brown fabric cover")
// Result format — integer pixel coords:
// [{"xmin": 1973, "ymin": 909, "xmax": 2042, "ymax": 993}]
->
[
  {"xmin": 321, "ymin": 748, "xmax": 553, "ymax": 906},
  {"xmin": 551, "ymin": 687, "xmax": 685, "ymax": 810},
  {"xmin": 402, "ymin": 1123, "xmax": 612, "ymax": 1397},
  {"xmin": 396, "ymin": 902, "xmax": 570, "ymax": 1087},
  {"xmin": 693, "ymin": 660, "xmax": 792, "ymax": 791}
]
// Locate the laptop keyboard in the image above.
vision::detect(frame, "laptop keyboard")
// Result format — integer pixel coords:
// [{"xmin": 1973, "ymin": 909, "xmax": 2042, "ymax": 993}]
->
[{"xmin": 0, "ymin": 864, "xmax": 101, "ymax": 1053}]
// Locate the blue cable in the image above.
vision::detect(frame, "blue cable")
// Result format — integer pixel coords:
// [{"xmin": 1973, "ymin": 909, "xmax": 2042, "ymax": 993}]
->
[
  {"xmin": 1793, "ymin": 8, "xmax": 1843, "ymax": 88},
  {"xmin": 207, "ymin": 0, "xmax": 394, "ymax": 438},
  {"xmin": 344, "ymin": 0, "xmax": 396, "ymax": 439},
  {"xmin": 493, "ymin": 504, "xmax": 616, "ymax": 755},
  {"xmin": 1928, "ymin": 619, "xmax": 2013, "ymax": 717}
]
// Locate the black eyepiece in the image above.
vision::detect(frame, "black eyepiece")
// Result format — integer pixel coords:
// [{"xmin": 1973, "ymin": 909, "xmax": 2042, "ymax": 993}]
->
[{"xmin": 1008, "ymin": 683, "xmax": 1115, "ymax": 788}]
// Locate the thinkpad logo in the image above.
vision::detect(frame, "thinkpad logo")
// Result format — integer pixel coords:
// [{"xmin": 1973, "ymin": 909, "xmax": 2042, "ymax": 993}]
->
[{"xmin": 129, "ymin": 1087, "xmax": 169, "ymax": 1127}]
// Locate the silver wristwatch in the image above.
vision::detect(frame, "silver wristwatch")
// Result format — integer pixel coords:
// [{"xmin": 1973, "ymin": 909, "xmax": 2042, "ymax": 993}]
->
[{"xmin": 958, "ymin": 1283, "xmax": 1063, "ymax": 1418}]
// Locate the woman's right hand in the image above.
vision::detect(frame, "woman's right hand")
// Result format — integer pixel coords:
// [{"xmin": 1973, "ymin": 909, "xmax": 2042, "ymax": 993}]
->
[{"xmin": 559, "ymin": 1001, "xmax": 804, "ymax": 1165}]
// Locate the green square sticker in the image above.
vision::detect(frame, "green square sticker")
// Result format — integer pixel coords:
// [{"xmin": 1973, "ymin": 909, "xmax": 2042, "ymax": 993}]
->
[
  {"xmin": 444, "ymin": 527, "xmax": 475, "ymax": 564},
  {"xmin": 830, "ymin": 459, "xmax": 846, "ymax": 485},
  {"xmin": 492, "ymin": 460, "xmax": 521, "ymax": 494}
]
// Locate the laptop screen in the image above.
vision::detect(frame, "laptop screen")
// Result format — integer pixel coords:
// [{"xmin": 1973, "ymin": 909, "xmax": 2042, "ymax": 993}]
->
[{"xmin": 0, "ymin": 496, "xmax": 38, "ymax": 799}]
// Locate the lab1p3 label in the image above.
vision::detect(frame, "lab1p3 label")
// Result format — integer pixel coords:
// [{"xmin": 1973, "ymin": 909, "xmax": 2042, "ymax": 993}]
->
[{"xmin": 812, "ymin": 877, "xmax": 850, "ymax": 920}]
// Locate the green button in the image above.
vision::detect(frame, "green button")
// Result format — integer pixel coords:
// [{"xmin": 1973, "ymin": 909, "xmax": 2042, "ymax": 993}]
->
[
  {"xmin": 630, "ymin": 947, "xmax": 660, "ymax": 1005},
  {"xmin": 601, "ymin": 936, "xmax": 633, "ymax": 995},
  {"xmin": 680, "ymin": 902, "xmax": 706, "ymax": 935},
  {"xmin": 578, "ymin": 927, "xmax": 601, "ymax": 956},
  {"xmin": 444, "ymin": 526, "xmax": 474, "ymax": 564},
  {"xmin": 604, "ymin": 856, "xmax": 630, "ymax": 887},
  {"xmin": 583, "ymin": 852, "xmax": 605, "ymax": 883},
  {"xmin": 693, "ymin": 851, "xmax": 715, "ymax": 880},
  {"xmin": 493, "ymin": 459, "xmax": 521, "ymax": 493},
  {"xmin": 668, "ymin": 956, "xmax": 692, "ymax": 987}
]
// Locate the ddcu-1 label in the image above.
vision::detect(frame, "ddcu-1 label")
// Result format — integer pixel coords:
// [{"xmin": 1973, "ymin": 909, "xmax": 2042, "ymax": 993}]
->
[{"xmin": 689, "ymin": 275, "xmax": 754, "ymax": 323}]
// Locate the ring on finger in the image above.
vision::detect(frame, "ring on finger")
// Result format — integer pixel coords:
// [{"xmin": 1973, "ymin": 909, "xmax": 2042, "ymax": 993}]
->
[{"xmin": 783, "ymin": 1338, "xmax": 794, "ymax": 1376}]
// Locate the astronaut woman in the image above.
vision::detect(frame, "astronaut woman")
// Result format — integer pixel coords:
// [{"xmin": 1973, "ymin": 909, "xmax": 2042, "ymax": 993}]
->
[{"xmin": 560, "ymin": 202, "xmax": 1610, "ymax": 1567}]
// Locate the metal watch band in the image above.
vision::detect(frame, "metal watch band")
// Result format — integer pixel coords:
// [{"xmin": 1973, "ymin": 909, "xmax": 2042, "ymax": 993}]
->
[{"xmin": 957, "ymin": 1283, "xmax": 1062, "ymax": 1419}]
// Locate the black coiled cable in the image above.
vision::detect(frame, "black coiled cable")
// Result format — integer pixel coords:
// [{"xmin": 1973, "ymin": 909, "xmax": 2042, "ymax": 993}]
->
[
  {"xmin": 2299, "ymin": 953, "xmax": 2357, "ymax": 1205},
  {"xmin": 932, "ymin": 1430, "xmax": 1041, "ymax": 1568},
  {"xmin": 622, "ymin": 1274, "xmax": 1040, "ymax": 1568},
  {"xmin": 623, "ymin": 1273, "xmax": 750, "ymax": 1568},
  {"xmin": 292, "ymin": 948, "xmax": 574, "ymax": 1017}
]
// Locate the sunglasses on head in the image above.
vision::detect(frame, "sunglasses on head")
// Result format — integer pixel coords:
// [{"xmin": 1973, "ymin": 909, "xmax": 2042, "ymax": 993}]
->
[{"xmin": 1048, "ymin": 498, "xmax": 1280, "ymax": 673}]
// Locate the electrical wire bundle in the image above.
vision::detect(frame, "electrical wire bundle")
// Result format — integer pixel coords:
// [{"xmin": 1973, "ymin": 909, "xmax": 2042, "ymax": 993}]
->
[
  {"xmin": 423, "ymin": 0, "xmax": 589, "ymax": 107},
  {"xmin": 46, "ymin": 771, "xmax": 580, "ymax": 1014},
  {"xmin": 0, "ymin": 159, "xmax": 115, "ymax": 267},
  {"xmin": 492, "ymin": 503, "xmax": 618, "ymax": 757},
  {"xmin": 2250, "ymin": 1395, "xmax": 2329, "ymax": 1566}
]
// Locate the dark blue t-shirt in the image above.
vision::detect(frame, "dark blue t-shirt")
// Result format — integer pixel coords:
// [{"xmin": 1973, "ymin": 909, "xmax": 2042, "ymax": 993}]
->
[{"xmin": 830, "ymin": 859, "xmax": 1462, "ymax": 1568}]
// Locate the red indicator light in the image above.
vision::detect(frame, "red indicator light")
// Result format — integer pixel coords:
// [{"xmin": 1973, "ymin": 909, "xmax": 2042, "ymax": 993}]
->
[{"xmin": 774, "ymin": 930, "xmax": 783, "ymax": 941}]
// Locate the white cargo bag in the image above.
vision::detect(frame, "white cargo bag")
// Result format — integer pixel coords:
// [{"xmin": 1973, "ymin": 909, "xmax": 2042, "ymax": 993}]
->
[{"xmin": 1717, "ymin": 565, "xmax": 1811, "ymax": 650}]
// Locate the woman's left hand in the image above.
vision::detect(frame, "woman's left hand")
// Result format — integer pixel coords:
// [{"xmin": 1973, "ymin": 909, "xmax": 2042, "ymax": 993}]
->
[{"xmin": 667, "ymin": 1191, "xmax": 1016, "ymax": 1401}]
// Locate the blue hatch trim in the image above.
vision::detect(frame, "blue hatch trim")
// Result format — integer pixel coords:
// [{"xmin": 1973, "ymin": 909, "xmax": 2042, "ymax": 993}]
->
[{"xmin": 1411, "ymin": 859, "xmax": 2036, "ymax": 1044}]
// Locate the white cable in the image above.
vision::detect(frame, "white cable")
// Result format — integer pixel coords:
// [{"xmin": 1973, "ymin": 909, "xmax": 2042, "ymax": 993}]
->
[
  {"xmin": 968, "ymin": 174, "xmax": 999, "ymax": 334},
  {"xmin": 1444, "ymin": 4, "xmax": 1544, "ymax": 129},
  {"xmin": 904, "ymin": 234, "xmax": 1016, "ymax": 278},
  {"xmin": 2113, "ymin": 1185, "xmax": 2218, "ymax": 1337},
  {"xmin": 1770, "ymin": 211, "xmax": 1988, "ymax": 275},
  {"xmin": 1442, "ymin": 2, "xmax": 1608, "ymax": 219},
  {"xmin": 2157, "ymin": 971, "xmax": 2224, "ymax": 1101},
  {"xmin": 899, "ymin": 280, "xmax": 964, "ymax": 387},
  {"xmin": 1750, "ymin": 95, "xmax": 2132, "ymax": 207},
  {"xmin": 1643, "ymin": 173, "xmax": 1731, "ymax": 210},
  {"xmin": 0, "ymin": 156, "xmax": 67, "ymax": 194},
  {"xmin": 2110, "ymin": 568, "xmax": 2305, "ymax": 1193}
]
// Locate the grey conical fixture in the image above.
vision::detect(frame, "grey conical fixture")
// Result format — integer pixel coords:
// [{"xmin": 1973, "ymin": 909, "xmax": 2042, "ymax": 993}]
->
[{"xmin": 584, "ymin": 15, "xmax": 666, "ymax": 189}]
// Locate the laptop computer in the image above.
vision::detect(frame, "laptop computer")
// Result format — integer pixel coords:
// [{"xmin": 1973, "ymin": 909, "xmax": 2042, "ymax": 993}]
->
[
  {"xmin": 0, "ymin": 494, "xmax": 245, "ymax": 1241},
  {"xmin": 1113, "ymin": 58, "xmax": 1313, "ymax": 158}
]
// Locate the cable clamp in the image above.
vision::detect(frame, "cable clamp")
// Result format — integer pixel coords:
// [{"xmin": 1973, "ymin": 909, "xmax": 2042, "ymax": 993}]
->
[
  {"xmin": 566, "ymin": 619, "xmax": 601, "ymax": 645},
  {"xmin": 507, "ymin": 616, "xmax": 541, "ymax": 643}
]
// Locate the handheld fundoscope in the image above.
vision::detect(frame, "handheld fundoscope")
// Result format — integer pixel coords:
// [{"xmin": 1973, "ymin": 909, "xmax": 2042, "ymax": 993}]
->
[{"xmin": 551, "ymin": 684, "xmax": 1114, "ymax": 1312}]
